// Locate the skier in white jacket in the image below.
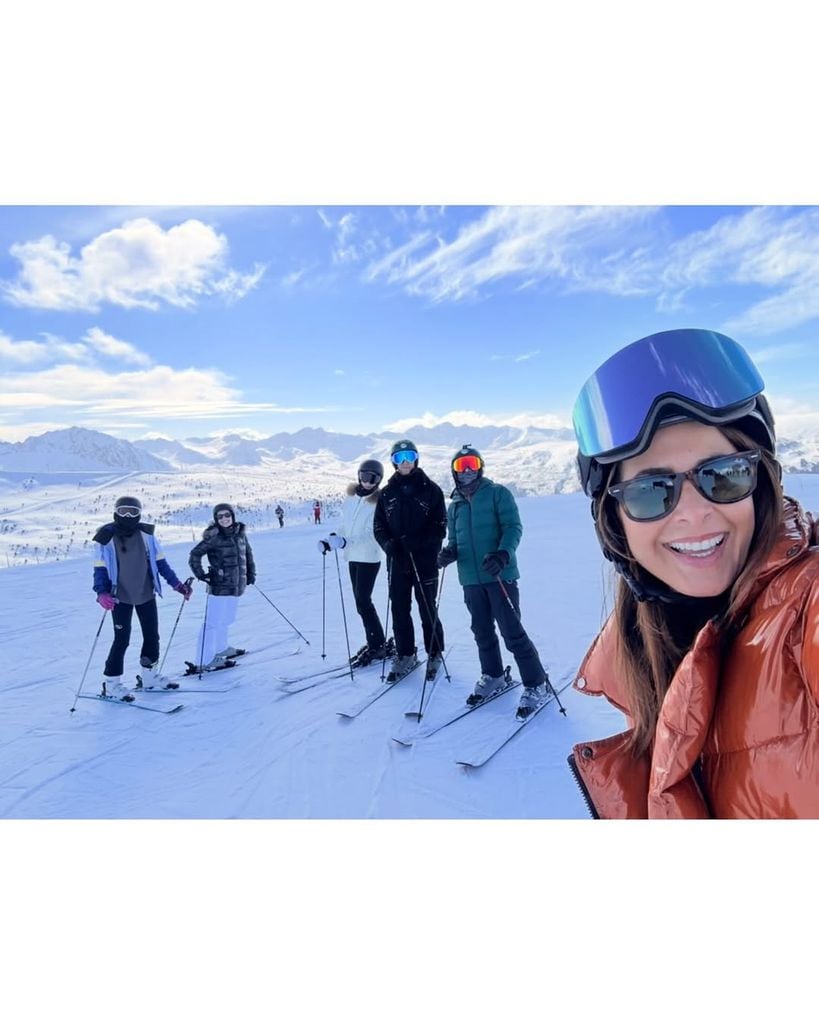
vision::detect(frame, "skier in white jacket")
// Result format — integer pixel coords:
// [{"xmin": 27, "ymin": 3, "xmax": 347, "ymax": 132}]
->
[{"xmin": 318, "ymin": 458, "xmax": 389, "ymax": 666}]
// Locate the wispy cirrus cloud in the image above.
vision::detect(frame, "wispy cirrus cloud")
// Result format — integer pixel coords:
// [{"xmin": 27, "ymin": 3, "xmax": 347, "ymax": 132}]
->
[
  {"xmin": 0, "ymin": 217, "xmax": 266, "ymax": 312},
  {"xmin": 384, "ymin": 410, "xmax": 571, "ymax": 432},
  {"xmin": 365, "ymin": 206, "xmax": 660, "ymax": 303},
  {"xmin": 364, "ymin": 204, "xmax": 819, "ymax": 336}
]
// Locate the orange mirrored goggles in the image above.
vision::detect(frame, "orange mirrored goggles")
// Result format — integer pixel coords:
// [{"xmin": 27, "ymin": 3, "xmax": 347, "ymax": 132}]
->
[{"xmin": 452, "ymin": 455, "xmax": 482, "ymax": 473}]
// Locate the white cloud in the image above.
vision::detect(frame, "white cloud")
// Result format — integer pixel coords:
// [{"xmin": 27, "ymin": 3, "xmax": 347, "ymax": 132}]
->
[
  {"xmin": 0, "ymin": 361, "xmax": 337, "ymax": 433},
  {"xmin": 82, "ymin": 327, "xmax": 152, "ymax": 366},
  {"xmin": 365, "ymin": 206, "xmax": 658, "ymax": 303},
  {"xmin": 1, "ymin": 217, "xmax": 265, "ymax": 312},
  {"xmin": 365, "ymin": 205, "xmax": 819, "ymax": 335},
  {"xmin": 383, "ymin": 409, "xmax": 571, "ymax": 432},
  {"xmin": 747, "ymin": 341, "xmax": 812, "ymax": 365}
]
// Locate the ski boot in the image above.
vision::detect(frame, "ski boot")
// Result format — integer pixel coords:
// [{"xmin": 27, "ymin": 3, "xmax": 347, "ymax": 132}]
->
[
  {"xmin": 466, "ymin": 666, "xmax": 511, "ymax": 706},
  {"xmin": 100, "ymin": 676, "xmax": 135, "ymax": 702},
  {"xmin": 217, "ymin": 646, "xmax": 246, "ymax": 659},
  {"xmin": 516, "ymin": 678, "xmax": 551, "ymax": 720},
  {"xmin": 386, "ymin": 652, "xmax": 418, "ymax": 683},
  {"xmin": 135, "ymin": 660, "xmax": 180, "ymax": 691},
  {"xmin": 425, "ymin": 655, "xmax": 443, "ymax": 682}
]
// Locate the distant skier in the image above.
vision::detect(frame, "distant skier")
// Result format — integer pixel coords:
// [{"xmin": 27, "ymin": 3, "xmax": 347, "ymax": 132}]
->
[
  {"xmin": 313, "ymin": 500, "xmax": 322, "ymax": 525},
  {"xmin": 437, "ymin": 446, "xmax": 550, "ymax": 719},
  {"xmin": 374, "ymin": 440, "xmax": 447, "ymax": 682},
  {"xmin": 188, "ymin": 503, "xmax": 256, "ymax": 672},
  {"xmin": 275, "ymin": 504, "xmax": 284, "ymax": 528},
  {"xmin": 92, "ymin": 495, "xmax": 192, "ymax": 701},
  {"xmin": 318, "ymin": 458, "xmax": 391, "ymax": 667}
]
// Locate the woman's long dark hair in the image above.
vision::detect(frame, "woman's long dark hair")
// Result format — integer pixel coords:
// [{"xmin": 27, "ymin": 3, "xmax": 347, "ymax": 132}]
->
[{"xmin": 594, "ymin": 426, "xmax": 784, "ymax": 755}]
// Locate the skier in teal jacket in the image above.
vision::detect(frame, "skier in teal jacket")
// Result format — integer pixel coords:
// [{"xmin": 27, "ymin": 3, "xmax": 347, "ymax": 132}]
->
[{"xmin": 438, "ymin": 446, "xmax": 550, "ymax": 718}]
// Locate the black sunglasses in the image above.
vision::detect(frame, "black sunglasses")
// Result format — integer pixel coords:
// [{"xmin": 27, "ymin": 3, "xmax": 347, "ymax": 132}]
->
[
  {"xmin": 358, "ymin": 471, "xmax": 380, "ymax": 485},
  {"xmin": 607, "ymin": 449, "xmax": 762, "ymax": 523}
]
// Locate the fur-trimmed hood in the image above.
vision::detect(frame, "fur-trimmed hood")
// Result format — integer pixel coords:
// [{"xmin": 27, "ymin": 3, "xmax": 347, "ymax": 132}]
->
[{"xmin": 346, "ymin": 481, "xmax": 381, "ymax": 502}]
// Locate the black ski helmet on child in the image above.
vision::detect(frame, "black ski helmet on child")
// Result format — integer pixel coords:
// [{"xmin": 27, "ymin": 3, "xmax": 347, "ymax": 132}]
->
[
  {"xmin": 114, "ymin": 495, "xmax": 142, "ymax": 518},
  {"xmin": 358, "ymin": 458, "xmax": 384, "ymax": 485}
]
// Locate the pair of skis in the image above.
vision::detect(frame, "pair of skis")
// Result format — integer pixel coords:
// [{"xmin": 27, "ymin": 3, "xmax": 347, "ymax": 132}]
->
[{"xmin": 391, "ymin": 669, "xmax": 574, "ymax": 767}]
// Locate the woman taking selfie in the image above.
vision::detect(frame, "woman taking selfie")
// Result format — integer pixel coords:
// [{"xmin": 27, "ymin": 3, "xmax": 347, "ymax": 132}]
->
[{"xmin": 569, "ymin": 328, "xmax": 819, "ymax": 818}]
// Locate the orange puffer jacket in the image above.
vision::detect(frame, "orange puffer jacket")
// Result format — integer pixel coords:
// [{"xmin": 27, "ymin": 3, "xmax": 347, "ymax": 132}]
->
[{"xmin": 569, "ymin": 498, "xmax": 819, "ymax": 819}]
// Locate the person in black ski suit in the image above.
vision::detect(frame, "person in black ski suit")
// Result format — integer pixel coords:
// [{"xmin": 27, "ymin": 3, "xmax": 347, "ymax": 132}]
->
[
  {"xmin": 275, "ymin": 504, "xmax": 284, "ymax": 528},
  {"xmin": 373, "ymin": 439, "xmax": 447, "ymax": 680},
  {"xmin": 92, "ymin": 495, "xmax": 192, "ymax": 700},
  {"xmin": 188, "ymin": 502, "xmax": 256, "ymax": 671}
]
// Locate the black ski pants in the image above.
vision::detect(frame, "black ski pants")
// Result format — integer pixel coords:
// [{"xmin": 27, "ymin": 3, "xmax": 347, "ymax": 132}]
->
[
  {"xmin": 463, "ymin": 581, "xmax": 545, "ymax": 687},
  {"xmin": 103, "ymin": 597, "xmax": 160, "ymax": 677},
  {"xmin": 348, "ymin": 561, "xmax": 386, "ymax": 650},
  {"xmin": 389, "ymin": 558, "xmax": 444, "ymax": 658}
]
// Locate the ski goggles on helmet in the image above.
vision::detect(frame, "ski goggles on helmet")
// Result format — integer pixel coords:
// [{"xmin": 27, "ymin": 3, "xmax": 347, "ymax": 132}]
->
[
  {"xmin": 607, "ymin": 449, "xmax": 761, "ymax": 522},
  {"xmin": 115, "ymin": 505, "xmax": 141, "ymax": 518},
  {"xmin": 358, "ymin": 470, "xmax": 381, "ymax": 485},
  {"xmin": 452, "ymin": 454, "xmax": 483, "ymax": 473},
  {"xmin": 392, "ymin": 449, "xmax": 418, "ymax": 465},
  {"xmin": 573, "ymin": 329, "xmax": 766, "ymax": 464}
]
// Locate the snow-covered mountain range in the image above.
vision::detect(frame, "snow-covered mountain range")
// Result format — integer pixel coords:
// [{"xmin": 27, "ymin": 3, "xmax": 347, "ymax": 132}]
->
[{"xmin": 2, "ymin": 422, "xmax": 819, "ymax": 488}]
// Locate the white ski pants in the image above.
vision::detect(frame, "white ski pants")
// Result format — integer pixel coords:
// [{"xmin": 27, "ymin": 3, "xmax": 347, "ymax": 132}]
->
[{"xmin": 196, "ymin": 594, "xmax": 239, "ymax": 665}]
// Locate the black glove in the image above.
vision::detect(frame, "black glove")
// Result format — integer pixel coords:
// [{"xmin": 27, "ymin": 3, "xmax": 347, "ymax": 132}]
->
[
  {"xmin": 481, "ymin": 550, "xmax": 510, "ymax": 577},
  {"xmin": 197, "ymin": 572, "xmax": 211, "ymax": 584},
  {"xmin": 437, "ymin": 546, "xmax": 457, "ymax": 568},
  {"xmin": 247, "ymin": 575, "xmax": 256, "ymax": 586},
  {"xmin": 383, "ymin": 538, "xmax": 403, "ymax": 560}
]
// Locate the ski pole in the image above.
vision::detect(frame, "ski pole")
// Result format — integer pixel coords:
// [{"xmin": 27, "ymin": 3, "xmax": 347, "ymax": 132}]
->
[
  {"xmin": 198, "ymin": 589, "xmax": 210, "ymax": 681},
  {"xmin": 321, "ymin": 549, "xmax": 327, "ymax": 660},
  {"xmin": 381, "ymin": 555, "xmax": 393, "ymax": 682},
  {"xmin": 408, "ymin": 551, "xmax": 450, "ymax": 679},
  {"xmin": 495, "ymin": 576, "xmax": 566, "ymax": 716},
  {"xmin": 334, "ymin": 550, "xmax": 354, "ymax": 681},
  {"xmin": 409, "ymin": 555, "xmax": 449, "ymax": 719},
  {"xmin": 70, "ymin": 609, "xmax": 109, "ymax": 712},
  {"xmin": 159, "ymin": 576, "xmax": 194, "ymax": 674},
  {"xmin": 251, "ymin": 583, "xmax": 311, "ymax": 646}
]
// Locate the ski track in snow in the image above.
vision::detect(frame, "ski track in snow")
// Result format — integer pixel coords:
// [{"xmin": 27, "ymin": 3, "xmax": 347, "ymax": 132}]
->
[{"xmin": 3, "ymin": 477, "xmax": 816, "ymax": 818}]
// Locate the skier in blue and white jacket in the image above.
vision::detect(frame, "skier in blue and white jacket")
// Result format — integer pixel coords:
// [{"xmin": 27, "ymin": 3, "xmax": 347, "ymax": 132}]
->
[
  {"xmin": 92, "ymin": 495, "xmax": 191, "ymax": 700},
  {"xmin": 318, "ymin": 458, "xmax": 389, "ymax": 666}
]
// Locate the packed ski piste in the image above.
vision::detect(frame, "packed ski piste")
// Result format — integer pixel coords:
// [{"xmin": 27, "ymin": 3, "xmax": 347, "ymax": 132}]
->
[{"xmin": 64, "ymin": 328, "xmax": 819, "ymax": 818}]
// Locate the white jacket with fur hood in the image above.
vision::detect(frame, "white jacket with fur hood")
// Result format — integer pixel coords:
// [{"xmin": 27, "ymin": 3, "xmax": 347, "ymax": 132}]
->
[{"xmin": 337, "ymin": 482, "xmax": 383, "ymax": 564}]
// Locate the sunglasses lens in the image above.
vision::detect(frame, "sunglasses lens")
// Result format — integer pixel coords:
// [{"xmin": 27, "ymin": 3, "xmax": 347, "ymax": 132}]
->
[
  {"xmin": 696, "ymin": 455, "xmax": 757, "ymax": 502},
  {"xmin": 620, "ymin": 476, "xmax": 677, "ymax": 521},
  {"xmin": 359, "ymin": 471, "xmax": 379, "ymax": 484},
  {"xmin": 453, "ymin": 455, "xmax": 482, "ymax": 473},
  {"xmin": 392, "ymin": 450, "xmax": 417, "ymax": 464}
]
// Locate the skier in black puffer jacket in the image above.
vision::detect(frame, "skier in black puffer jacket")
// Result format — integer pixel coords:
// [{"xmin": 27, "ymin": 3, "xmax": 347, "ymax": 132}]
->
[
  {"xmin": 373, "ymin": 439, "xmax": 447, "ymax": 681},
  {"xmin": 188, "ymin": 503, "xmax": 257, "ymax": 671}
]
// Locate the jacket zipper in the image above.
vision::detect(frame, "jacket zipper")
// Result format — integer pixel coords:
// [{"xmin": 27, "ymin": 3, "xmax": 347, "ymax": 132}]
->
[{"xmin": 566, "ymin": 753, "xmax": 600, "ymax": 819}]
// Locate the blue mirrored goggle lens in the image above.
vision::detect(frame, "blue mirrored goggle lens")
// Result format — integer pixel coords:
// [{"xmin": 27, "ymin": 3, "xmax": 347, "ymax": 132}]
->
[
  {"xmin": 392, "ymin": 450, "xmax": 418, "ymax": 464},
  {"xmin": 572, "ymin": 330, "xmax": 765, "ymax": 459}
]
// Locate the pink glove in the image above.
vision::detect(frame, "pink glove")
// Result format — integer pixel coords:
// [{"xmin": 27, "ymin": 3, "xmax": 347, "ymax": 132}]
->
[
  {"xmin": 174, "ymin": 580, "xmax": 193, "ymax": 601},
  {"xmin": 97, "ymin": 593, "xmax": 117, "ymax": 611}
]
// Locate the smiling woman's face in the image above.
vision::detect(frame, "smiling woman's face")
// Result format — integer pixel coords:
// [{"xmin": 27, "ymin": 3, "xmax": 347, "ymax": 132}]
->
[{"xmin": 617, "ymin": 421, "xmax": 756, "ymax": 598}]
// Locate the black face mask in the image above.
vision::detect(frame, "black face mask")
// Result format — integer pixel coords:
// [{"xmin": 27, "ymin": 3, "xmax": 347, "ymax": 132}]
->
[{"xmin": 114, "ymin": 513, "xmax": 140, "ymax": 536}]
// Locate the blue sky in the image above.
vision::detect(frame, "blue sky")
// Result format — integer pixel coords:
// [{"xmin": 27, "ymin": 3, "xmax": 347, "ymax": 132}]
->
[{"xmin": 1, "ymin": 204, "xmax": 818, "ymax": 443}]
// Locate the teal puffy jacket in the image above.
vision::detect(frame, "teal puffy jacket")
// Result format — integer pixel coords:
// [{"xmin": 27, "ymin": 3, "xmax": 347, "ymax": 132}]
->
[{"xmin": 445, "ymin": 477, "xmax": 522, "ymax": 586}]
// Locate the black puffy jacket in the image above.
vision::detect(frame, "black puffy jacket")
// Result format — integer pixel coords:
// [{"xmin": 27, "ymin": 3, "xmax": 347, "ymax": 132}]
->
[
  {"xmin": 189, "ymin": 521, "xmax": 256, "ymax": 597},
  {"xmin": 373, "ymin": 467, "xmax": 446, "ymax": 574}
]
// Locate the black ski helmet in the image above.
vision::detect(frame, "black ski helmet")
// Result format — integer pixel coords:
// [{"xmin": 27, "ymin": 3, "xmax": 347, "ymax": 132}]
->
[
  {"xmin": 390, "ymin": 439, "xmax": 418, "ymax": 459},
  {"xmin": 114, "ymin": 495, "xmax": 142, "ymax": 517},
  {"xmin": 213, "ymin": 502, "xmax": 236, "ymax": 524},
  {"xmin": 451, "ymin": 444, "xmax": 484, "ymax": 484},
  {"xmin": 358, "ymin": 458, "xmax": 384, "ymax": 485}
]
